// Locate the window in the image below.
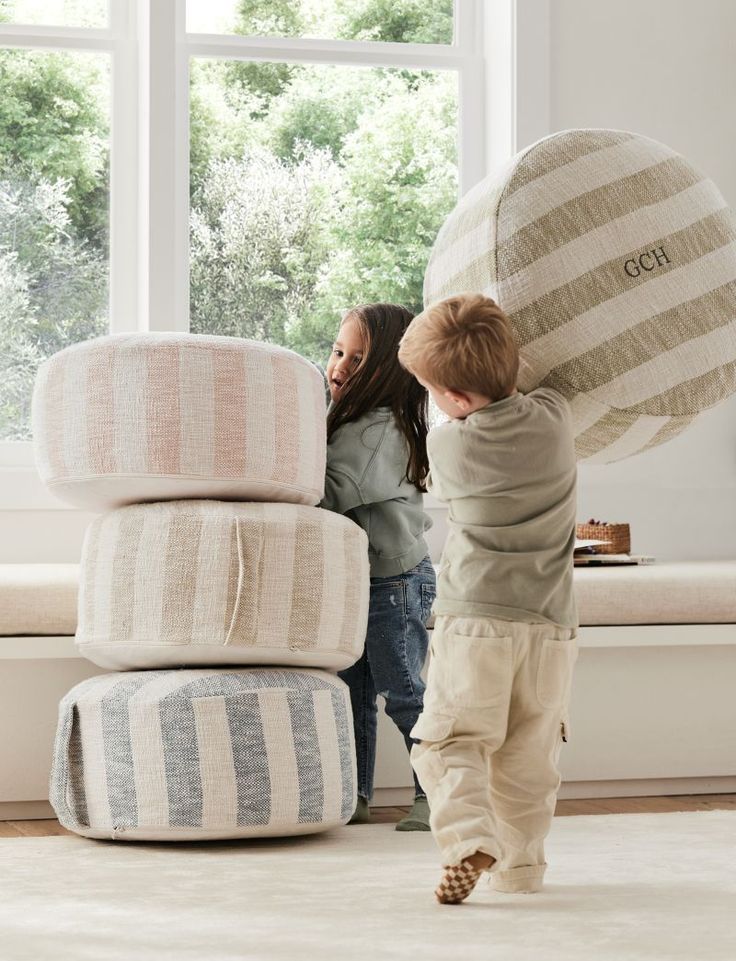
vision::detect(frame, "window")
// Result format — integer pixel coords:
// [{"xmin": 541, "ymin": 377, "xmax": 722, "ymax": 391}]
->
[
  {"xmin": 190, "ymin": 61, "xmax": 457, "ymax": 360},
  {"xmin": 0, "ymin": 0, "xmax": 107, "ymax": 28},
  {"xmin": 0, "ymin": 0, "xmax": 493, "ymax": 456},
  {"xmin": 187, "ymin": 0, "xmax": 454, "ymax": 45},
  {"xmin": 186, "ymin": 0, "xmax": 480, "ymax": 367},
  {"xmin": 0, "ymin": 8, "xmax": 112, "ymax": 441}
]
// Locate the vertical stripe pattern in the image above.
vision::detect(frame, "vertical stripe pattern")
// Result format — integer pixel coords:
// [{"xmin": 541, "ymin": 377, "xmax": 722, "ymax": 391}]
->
[
  {"xmin": 32, "ymin": 333, "xmax": 326, "ymax": 507},
  {"xmin": 76, "ymin": 500, "xmax": 369, "ymax": 671},
  {"xmin": 50, "ymin": 669, "xmax": 355, "ymax": 839},
  {"xmin": 193, "ymin": 696, "xmax": 239, "ymax": 829},
  {"xmin": 423, "ymin": 128, "xmax": 736, "ymax": 463}
]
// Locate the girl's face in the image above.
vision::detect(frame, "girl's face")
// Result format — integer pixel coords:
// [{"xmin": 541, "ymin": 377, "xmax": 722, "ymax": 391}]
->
[{"xmin": 326, "ymin": 315, "xmax": 365, "ymax": 402}]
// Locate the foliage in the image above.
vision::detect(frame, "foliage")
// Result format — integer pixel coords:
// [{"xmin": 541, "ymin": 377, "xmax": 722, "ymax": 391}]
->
[
  {"xmin": 0, "ymin": 49, "xmax": 108, "ymax": 246},
  {"xmin": 315, "ymin": 73, "xmax": 457, "ymax": 318},
  {"xmin": 190, "ymin": 148, "xmax": 342, "ymax": 353},
  {"xmin": 336, "ymin": 0, "xmax": 454, "ymax": 44},
  {"xmin": 223, "ymin": 0, "xmax": 304, "ymax": 106},
  {"xmin": 266, "ymin": 66, "xmax": 380, "ymax": 161},
  {"xmin": 0, "ymin": 177, "xmax": 107, "ymax": 439},
  {"xmin": 0, "ymin": 0, "xmax": 458, "ymax": 438}
]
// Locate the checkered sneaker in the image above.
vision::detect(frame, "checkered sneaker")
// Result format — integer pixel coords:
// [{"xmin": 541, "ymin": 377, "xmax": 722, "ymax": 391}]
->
[{"xmin": 434, "ymin": 860, "xmax": 483, "ymax": 905}]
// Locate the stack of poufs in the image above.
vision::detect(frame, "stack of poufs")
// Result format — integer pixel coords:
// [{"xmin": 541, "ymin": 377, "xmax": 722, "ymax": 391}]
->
[{"xmin": 32, "ymin": 333, "xmax": 370, "ymax": 841}]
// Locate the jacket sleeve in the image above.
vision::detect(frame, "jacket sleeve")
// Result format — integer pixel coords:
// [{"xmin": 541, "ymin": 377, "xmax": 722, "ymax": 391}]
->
[
  {"xmin": 426, "ymin": 422, "xmax": 464, "ymax": 503},
  {"xmin": 320, "ymin": 466, "xmax": 365, "ymax": 515},
  {"xmin": 320, "ymin": 418, "xmax": 403, "ymax": 514}
]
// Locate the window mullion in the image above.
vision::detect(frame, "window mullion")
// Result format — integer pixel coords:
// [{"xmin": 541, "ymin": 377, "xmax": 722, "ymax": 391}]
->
[
  {"xmin": 455, "ymin": 0, "xmax": 486, "ymax": 194},
  {"xmin": 0, "ymin": 24, "xmax": 113, "ymax": 50},
  {"xmin": 185, "ymin": 33, "xmax": 465, "ymax": 70},
  {"xmin": 137, "ymin": 0, "xmax": 189, "ymax": 332},
  {"xmin": 109, "ymin": 0, "xmax": 138, "ymax": 333}
]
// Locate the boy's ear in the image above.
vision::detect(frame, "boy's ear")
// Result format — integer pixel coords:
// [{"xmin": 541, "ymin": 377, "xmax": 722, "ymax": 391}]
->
[{"xmin": 442, "ymin": 388, "xmax": 473, "ymax": 413}]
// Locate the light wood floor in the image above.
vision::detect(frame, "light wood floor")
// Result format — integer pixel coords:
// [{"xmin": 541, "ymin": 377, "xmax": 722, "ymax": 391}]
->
[{"xmin": 1, "ymin": 794, "xmax": 734, "ymax": 837}]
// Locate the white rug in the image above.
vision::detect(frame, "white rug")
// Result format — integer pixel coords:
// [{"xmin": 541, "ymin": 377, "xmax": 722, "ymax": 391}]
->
[{"xmin": 1, "ymin": 812, "xmax": 734, "ymax": 961}]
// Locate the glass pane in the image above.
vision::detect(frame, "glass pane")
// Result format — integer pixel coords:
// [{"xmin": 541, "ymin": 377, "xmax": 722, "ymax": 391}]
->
[
  {"xmin": 0, "ymin": 49, "xmax": 109, "ymax": 440},
  {"xmin": 187, "ymin": 0, "xmax": 454, "ymax": 45},
  {"xmin": 0, "ymin": 0, "xmax": 107, "ymax": 28},
  {"xmin": 189, "ymin": 60, "xmax": 457, "ymax": 365}
]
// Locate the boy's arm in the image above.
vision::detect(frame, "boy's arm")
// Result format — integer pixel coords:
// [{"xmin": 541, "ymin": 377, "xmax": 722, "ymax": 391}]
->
[{"xmin": 425, "ymin": 423, "xmax": 464, "ymax": 503}]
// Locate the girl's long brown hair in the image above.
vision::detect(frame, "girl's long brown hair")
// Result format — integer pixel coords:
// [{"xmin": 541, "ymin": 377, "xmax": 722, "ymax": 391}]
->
[{"xmin": 326, "ymin": 303, "xmax": 430, "ymax": 491}]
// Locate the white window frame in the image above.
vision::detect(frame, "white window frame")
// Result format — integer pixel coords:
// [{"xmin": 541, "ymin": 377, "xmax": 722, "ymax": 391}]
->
[
  {"xmin": 0, "ymin": 0, "xmax": 138, "ymax": 482},
  {"xmin": 0, "ymin": 0, "xmax": 550, "ymax": 502}
]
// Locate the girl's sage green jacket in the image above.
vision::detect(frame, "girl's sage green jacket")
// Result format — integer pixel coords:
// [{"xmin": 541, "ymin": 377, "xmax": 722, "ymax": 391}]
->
[{"xmin": 320, "ymin": 406, "xmax": 432, "ymax": 578}]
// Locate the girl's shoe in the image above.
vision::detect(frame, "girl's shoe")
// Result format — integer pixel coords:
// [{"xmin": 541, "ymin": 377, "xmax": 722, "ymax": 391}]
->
[
  {"xmin": 348, "ymin": 795, "xmax": 371, "ymax": 824},
  {"xmin": 395, "ymin": 795, "xmax": 430, "ymax": 832}
]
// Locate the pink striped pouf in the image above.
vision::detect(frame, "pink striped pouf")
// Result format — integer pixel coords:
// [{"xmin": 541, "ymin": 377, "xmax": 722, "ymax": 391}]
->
[{"xmin": 32, "ymin": 333, "xmax": 327, "ymax": 511}]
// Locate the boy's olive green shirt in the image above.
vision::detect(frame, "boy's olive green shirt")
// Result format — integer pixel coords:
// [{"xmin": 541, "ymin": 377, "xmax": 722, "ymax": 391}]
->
[
  {"xmin": 320, "ymin": 407, "xmax": 432, "ymax": 578},
  {"xmin": 428, "ymin": 388, "xmax": 578, "ymax": 629}
]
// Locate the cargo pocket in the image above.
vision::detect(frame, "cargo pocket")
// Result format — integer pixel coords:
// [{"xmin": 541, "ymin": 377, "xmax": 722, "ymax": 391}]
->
[
  {"xmin": 536, "ymin": 636, "xmax": 578, "ymax": 711},
  {"xmin": 410, "ymin": 711, "xmax": 454, "ymax": 744},
  {"xmin": 427, "ymin": 630, "xmax": 512, "ymax": 711}
]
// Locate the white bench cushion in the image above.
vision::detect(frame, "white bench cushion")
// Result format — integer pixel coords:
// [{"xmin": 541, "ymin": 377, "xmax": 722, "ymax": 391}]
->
[
  {"xmin": 574, "ymin": 562, "xmax": 736, "ymax": 625},
  {"xmin": 76, "ymin": 500, "xmax": 369, "ymax": 671},
  {"xmin": 50, "ymin": 668, "xmax": 356, "ymax": 840},
  {"xmin": 3, "ymin": 561, "xmax": 732, "ymax": 640},
  {"xmin": 424, "ymin": 129, "xmax": 736, "ymax": 463},
  {"xmin": 0, "ymin": 564, "xmax": 78, "ymax": 636},
  {"xmin": 32, "ymin": 333, "xmax": 327, "ymax": 511}
]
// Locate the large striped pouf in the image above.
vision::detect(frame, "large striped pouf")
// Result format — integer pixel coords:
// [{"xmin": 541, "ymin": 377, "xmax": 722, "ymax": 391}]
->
[
  {"xmin": 51, "ymin": 668, "xmax": 356, "ymax": 841},
  {"xmin": 76, "ymin": 500, "xmax": 369, "ymax": 671},
  {"xmin": 424, "ymin": 128, "xmax": 736, "ymax": 463},
  {"xmin": 32, "ymin": 333, "xmax": 326, "ymax": 510}
]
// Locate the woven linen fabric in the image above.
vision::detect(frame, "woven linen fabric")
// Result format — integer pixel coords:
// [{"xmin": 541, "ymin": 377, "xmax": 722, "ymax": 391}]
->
[
  {"xmin": 573, "ymin": 561, "xmax": 736, "ymax": 626},
  {"xmin": 76, "ymin": 500, "xmax": 369, "ymax": 671},
  {"xmin": 32, "ymin": 332, "xmax": 327, "ymax": 510},
  {"xmin": 50, "ymin": 668, "xmax": 356, "ymax": 841},
  {"xmin": 424, "ymin": 129, "xmax": 736, "ymax": 463}
]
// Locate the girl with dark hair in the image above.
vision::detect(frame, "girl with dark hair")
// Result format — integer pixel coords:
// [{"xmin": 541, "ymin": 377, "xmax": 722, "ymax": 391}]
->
[{"xmin": 320, "ymin": 303, "xmax": 436, "ymax": 832}]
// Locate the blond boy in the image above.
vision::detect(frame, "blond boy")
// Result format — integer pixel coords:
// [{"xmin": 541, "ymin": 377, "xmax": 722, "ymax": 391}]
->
[{"xmin": 398, "ymin": 294, "xmax": 578, "ymax": 904}]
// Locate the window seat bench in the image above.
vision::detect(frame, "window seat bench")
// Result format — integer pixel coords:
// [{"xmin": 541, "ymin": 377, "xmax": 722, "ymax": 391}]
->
[{"xmin": 1, "ymin": 561, "xmax": 735, "ymax": 818}]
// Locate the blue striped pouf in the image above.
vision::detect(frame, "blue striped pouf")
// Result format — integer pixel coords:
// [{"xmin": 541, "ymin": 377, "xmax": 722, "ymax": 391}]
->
[{"xmin": 51, "ymin": 668, "xmax": 356, "ymax": 841}]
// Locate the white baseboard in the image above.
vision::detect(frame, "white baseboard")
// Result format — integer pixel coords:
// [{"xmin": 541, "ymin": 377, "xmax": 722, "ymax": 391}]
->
[
  {"xmin": 7, "ymin": 780, "xmax": 736, "ymax": 823},
  {"xmin": 557, "ymin": 776, "xmax": 736, "ymax": 799},
  {"xmin": 374, "ymin": 777, "xmax": 736, "ymax": 810},
  {"xmin": 0, "ymin": 800, "xmax": 56, "ymax": 821}
]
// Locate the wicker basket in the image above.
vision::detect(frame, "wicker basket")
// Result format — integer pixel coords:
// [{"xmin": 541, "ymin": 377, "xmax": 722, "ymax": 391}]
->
[{"xmin": 576, "ymin": 521, "xmax": 631, "ymax": 555}]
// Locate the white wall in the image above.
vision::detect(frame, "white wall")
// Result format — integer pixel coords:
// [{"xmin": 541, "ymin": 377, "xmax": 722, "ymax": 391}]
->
[{"xmin": 550, "ymin": 0, "xmax": 736, "ymax": 560}]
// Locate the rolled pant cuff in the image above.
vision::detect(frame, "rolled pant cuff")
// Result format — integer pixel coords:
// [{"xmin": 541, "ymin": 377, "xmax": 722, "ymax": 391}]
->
[
  {"xmin": 441, "ymin": 837, "xmax": 502, "ymax": 868},
  {"xmin": 491, "ymin": 863, "xmax": 547, "ymax": 893}
]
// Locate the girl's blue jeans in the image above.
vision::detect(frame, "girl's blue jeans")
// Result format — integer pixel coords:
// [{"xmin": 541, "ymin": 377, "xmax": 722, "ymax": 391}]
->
[{"xmin": 338, "ymin": 555, "xmax": 436, "ymax": 801}]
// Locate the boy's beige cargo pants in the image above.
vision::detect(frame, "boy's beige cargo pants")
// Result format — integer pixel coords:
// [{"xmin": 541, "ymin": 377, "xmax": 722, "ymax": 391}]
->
[{"xmin": 411, "ymin": 614, "xmax": 578, "ymax": 893}]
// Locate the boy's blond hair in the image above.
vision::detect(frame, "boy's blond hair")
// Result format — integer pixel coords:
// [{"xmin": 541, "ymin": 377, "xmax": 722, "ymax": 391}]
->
[{"xmin": 398, "ymin": 294, "xmax": 519, "ymax": 401}]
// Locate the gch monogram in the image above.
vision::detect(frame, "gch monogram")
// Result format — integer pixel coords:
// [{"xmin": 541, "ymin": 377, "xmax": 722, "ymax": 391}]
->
[{"xmin": 623, "ymin": 246, "xmax": 671, "ymax": 278}]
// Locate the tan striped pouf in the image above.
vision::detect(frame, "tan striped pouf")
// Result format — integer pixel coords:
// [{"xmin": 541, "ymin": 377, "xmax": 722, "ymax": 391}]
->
[
  {"xmin": 32, "ymin": 333, "xmax": 326, "ymax": 509},
  {"xmin": 51, "ymin": 668, "xmax": 356, "ymax": 841},
  {"xmin": 424, "ymin": 129, "xmax": 736, "ymax": 462},
  {"xmin": 76, "ymin": 500, "xmax": 369, "ymax": 671}
]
